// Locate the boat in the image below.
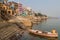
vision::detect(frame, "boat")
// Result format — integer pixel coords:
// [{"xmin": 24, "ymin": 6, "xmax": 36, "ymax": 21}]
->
[{"xmin": 28, "ymin": 29, "xmax": 58, "ymax": 38}]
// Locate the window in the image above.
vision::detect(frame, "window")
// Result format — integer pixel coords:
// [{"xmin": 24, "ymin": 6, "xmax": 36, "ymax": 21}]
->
[
  {"xmin": 8, "ymin": 11, "xmax": 10, "ymax": 13},
  {"xmin": 0, "ymin": 7, "xmax": 2, "ymax": 9},
  {"xmin": 3, "ymin": 7, "xmax": 5, "ymax": 9}
]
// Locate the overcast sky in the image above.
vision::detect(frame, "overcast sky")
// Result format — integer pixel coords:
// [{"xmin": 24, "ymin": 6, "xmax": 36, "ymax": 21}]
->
[{"xmin": 9, "ymin": 0, "xmax": 60, "ymax": 17}]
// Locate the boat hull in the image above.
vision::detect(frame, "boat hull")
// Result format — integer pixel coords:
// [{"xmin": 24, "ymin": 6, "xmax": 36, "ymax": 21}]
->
[{"xmin": 29, "ymin": 29, "xmax": 58, "ymax": 38}]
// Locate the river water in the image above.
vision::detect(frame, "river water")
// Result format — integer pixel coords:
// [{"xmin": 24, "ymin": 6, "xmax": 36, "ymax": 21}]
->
[{"xmin": 21, "ymin": 19, "xmax": 60, "ymax": 40}]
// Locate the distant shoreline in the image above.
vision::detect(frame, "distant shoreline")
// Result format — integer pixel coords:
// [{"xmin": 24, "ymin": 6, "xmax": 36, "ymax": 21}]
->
[{"xmin": 48, "ymin": 17, "xmax": 59, "ymax": 19}]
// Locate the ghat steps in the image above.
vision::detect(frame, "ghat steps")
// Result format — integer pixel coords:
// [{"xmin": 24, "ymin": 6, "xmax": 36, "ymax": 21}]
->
[{"xmin": 0, "ymin": 22, "xmax": 22, "ymax": 40}]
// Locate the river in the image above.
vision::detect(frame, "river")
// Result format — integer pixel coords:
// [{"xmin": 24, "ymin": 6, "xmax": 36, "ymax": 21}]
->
[{"xmin": 21, "ymin": 19, "xmax": 60, "ymax": 40}]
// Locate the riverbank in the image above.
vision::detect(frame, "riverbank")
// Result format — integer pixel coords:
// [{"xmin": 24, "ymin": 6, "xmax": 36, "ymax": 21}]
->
[
  {"xmin": 0, "ymin": 15, "xmax": 48, "ymax": 40},
  {"xmin": 19, "ymin": 19, "xmax": 59, "ymax": 40}
]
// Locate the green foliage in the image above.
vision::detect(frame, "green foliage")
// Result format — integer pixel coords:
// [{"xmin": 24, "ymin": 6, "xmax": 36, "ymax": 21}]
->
[
  {"xmin": 34, "ymin": 12, "xmax": 47, "ymax": 17},
  {"xmin": 35, "ymin": 12, "xmax": 43, "ymax": 16},
  {"xmin": 38, "ymin": 13, "xmax": 43, "ymax": 16},
  {"xmin": 35, "ymin": 13, "xmax": 38, "ymax": 16}
]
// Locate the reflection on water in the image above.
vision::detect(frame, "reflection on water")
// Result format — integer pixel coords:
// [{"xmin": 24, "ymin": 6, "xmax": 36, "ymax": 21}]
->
[{"xmin": 47, "ymin": 38, "xmax": 58, "ymax": 40}]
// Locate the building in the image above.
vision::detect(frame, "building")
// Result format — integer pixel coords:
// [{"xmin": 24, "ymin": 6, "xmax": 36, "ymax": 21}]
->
[
  {"xmin": 21, "ymin": 6, "xmax": 33, "ymax": 16},
  {"xmin": 0, "ymin": 0, "xmax": 8, "ymax": 3},
  {"xmin": 18, "ymin": 3, "xmax": 24, "ymax": 15},
  {"xmin": 8, "ymin": 1, "xmax": 18, "ymax": 10}
]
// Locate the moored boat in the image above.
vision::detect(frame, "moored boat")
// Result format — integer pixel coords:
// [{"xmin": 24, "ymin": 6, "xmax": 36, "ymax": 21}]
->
[{"xmin": 28, "ymin": 29, "xmax": 58, "ymax": 38}]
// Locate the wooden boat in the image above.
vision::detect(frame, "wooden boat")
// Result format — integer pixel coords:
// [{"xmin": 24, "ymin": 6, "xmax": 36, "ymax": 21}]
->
[{"xmin": 28, "ymin": 29, "xmax": 58, "ymax": 38}]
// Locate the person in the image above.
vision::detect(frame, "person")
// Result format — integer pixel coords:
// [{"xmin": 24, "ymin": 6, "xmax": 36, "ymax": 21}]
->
[
  {"xmin": 36, "ymin": 30, "xmax": 38, "ymax": 33},
  {"xmin": 51, "ymin": 28, "xmax": 57, "ymax": 34}
]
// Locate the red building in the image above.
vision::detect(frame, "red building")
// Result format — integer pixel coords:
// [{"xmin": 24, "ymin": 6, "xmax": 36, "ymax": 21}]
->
[{"xmin": 18, "ymin": 3, "xmax": 24, "ymax": 15}]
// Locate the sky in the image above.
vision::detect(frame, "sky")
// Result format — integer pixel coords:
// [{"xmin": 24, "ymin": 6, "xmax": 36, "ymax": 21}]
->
[{"xmin": 8, "ymin": 0, "xmax": 60, "ymax": 17}]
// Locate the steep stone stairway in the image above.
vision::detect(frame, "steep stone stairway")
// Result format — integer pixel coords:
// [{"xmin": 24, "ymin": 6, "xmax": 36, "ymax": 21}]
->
[{"xmin": 0, "ymin": 22, "xmax": 23, "ymax": 40}]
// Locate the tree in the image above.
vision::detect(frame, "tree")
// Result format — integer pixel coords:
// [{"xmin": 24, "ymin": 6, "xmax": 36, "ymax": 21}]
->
[
  {"xmin": 34, "ymin": 13, "xmax": 38, "ymax": 16},
  {"xmin": 37, "ymin": 13, "xmax": 43, "ymax": 16}
]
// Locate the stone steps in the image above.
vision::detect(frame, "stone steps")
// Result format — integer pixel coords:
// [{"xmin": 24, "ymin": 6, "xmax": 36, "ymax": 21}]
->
[{"xmin": 0, "ymin": 24, "xmax": 22, "ymax": 40}]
